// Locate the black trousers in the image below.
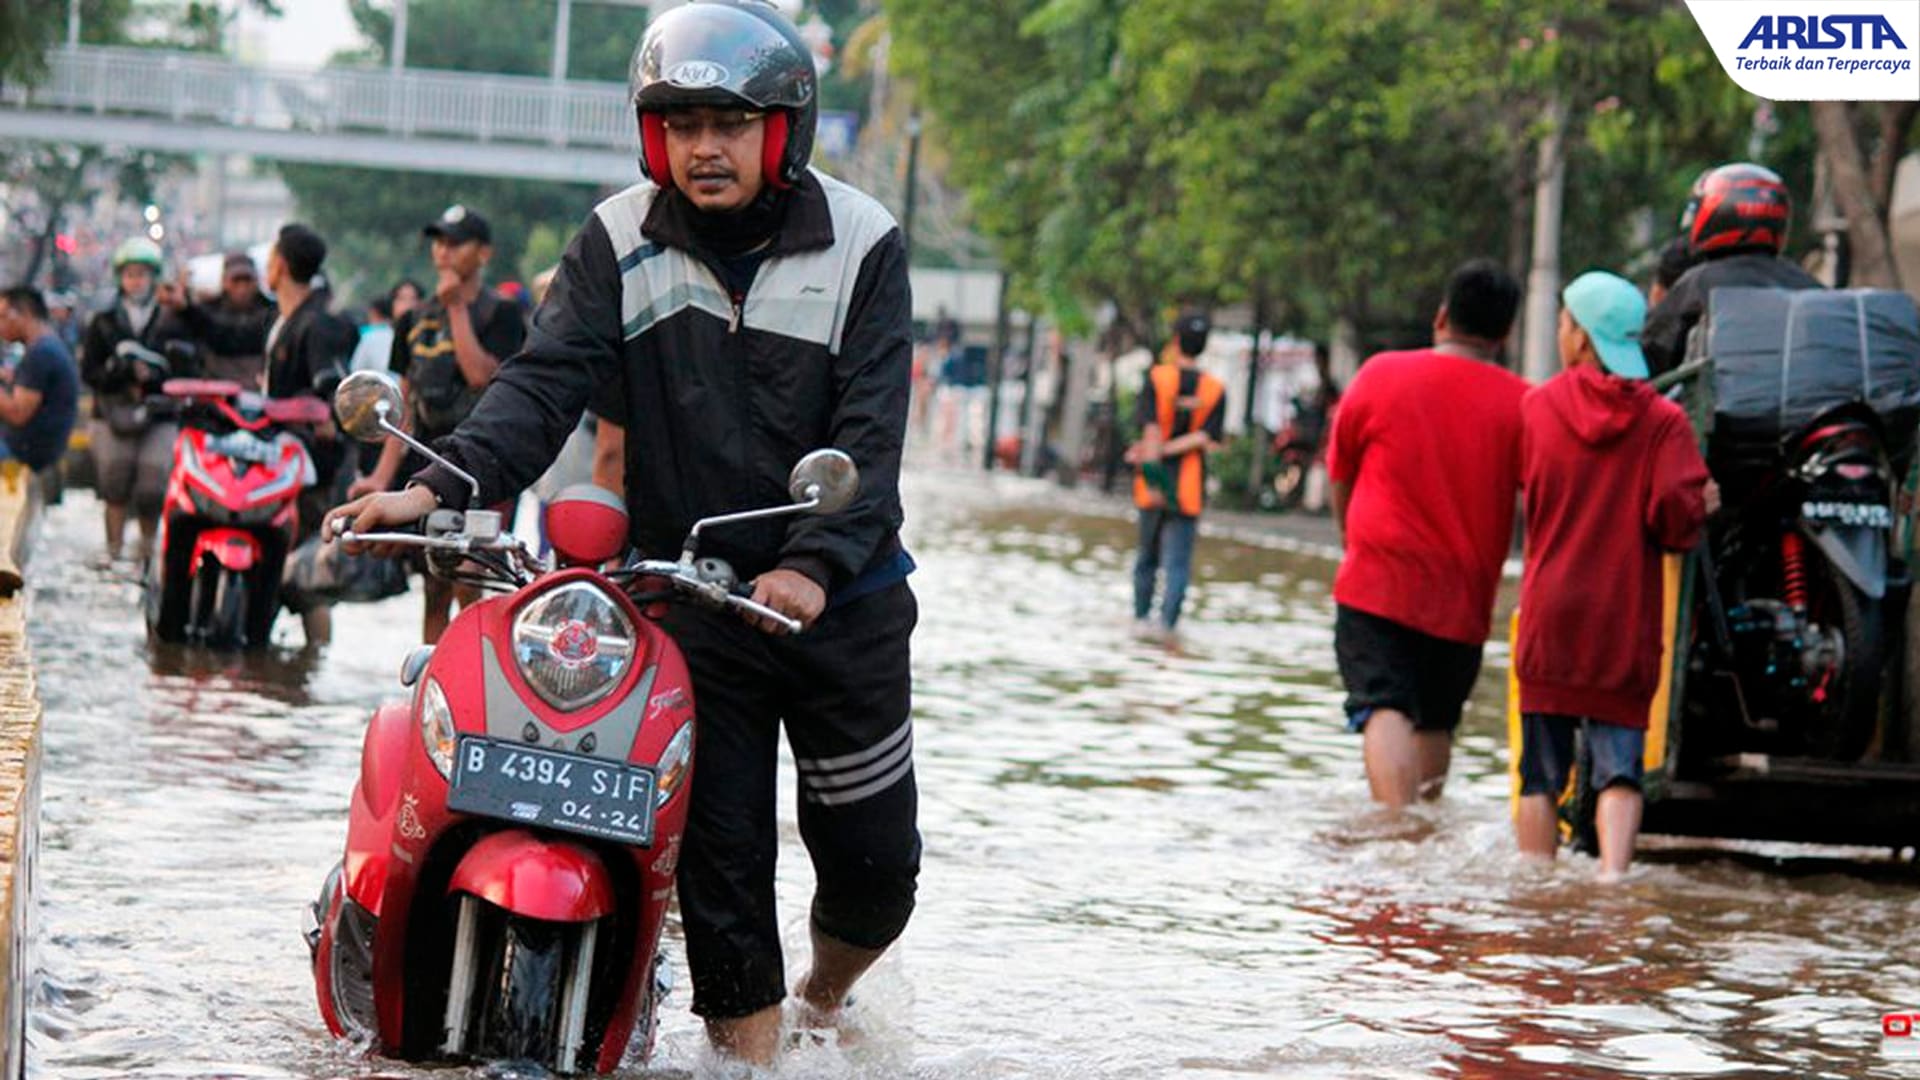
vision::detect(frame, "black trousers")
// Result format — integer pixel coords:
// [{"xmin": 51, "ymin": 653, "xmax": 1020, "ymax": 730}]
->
[{"xmin": 663, "ymin": 581, "xmax": 921, "ymax": 1019}]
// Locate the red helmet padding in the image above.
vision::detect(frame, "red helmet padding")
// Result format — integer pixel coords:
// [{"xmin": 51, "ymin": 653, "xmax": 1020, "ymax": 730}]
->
[
  {"xmin": 762, "ymin": 110, "xmax": 791, "ymax": 190},
  {"xmin": 640, "ymin": 110, "xmax": 792, "ymax": 191},
  {"xmin": 641, "ymin": 113, "xmax": 672, "ymax": 189}
]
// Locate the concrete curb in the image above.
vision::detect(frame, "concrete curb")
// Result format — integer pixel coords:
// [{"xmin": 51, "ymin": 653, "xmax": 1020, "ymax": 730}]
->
[{"xmin": 0, "ymin": 463, "xmax": 41, "ymax": 1077}]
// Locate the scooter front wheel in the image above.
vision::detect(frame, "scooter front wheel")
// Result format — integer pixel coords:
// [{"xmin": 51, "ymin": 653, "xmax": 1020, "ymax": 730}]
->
[{"xmin": 445, "ymin": 894, "xmax": 600, "ymax": 1073}]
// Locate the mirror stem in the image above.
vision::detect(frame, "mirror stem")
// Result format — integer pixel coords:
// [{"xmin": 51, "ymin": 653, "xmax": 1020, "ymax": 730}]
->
[{"xmin": 379, "ymin": 418, "xmax": 482, "ymax": 508}]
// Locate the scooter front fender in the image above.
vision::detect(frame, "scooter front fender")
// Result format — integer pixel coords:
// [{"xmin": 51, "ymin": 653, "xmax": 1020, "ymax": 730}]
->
[
  {"xmin": 192, "ymin": 527, "xmax": 260, "ymax": 573},
  {"xmin": 447, "ymin": 830, "xmax": 615, "ymax": 923}
]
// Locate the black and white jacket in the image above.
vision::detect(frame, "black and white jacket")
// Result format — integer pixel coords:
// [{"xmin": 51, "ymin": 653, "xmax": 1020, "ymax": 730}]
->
[{"xmin": 417, "ymin": 169, "xmax": 911, "ymax": 593}]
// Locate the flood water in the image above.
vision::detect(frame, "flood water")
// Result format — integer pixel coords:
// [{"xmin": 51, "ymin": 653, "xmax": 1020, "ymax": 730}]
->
[{"xmin": 22, "ymin": 469, "xmax": 1920, "ymax": 1079}]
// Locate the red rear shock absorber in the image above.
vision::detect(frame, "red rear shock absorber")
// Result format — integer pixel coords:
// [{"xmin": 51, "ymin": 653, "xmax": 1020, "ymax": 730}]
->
[{"xmin": 1782, "ymin": 531, "xmax": 1809, "ymax": 611}]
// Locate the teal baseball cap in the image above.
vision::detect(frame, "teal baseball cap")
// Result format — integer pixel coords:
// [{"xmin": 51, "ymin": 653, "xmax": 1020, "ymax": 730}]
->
[{"xmin": 1562, "ymin": 270, "xmax": 1649, "ymax": 380}]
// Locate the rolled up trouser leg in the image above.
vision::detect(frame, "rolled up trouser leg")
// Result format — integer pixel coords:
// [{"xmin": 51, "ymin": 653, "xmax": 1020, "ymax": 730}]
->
[
  {"xmin": 131, "ymin": 422, "xmax": 177, "ymax": 521},
  {"xmin": 90, "ymin": 420, "xmax": 138, "ymax": 508}
]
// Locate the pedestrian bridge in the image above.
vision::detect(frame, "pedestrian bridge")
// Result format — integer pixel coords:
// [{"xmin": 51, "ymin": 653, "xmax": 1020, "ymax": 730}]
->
[{"xmin": 0, "ymin": 46, "xmax": 639, "ymax": 186}]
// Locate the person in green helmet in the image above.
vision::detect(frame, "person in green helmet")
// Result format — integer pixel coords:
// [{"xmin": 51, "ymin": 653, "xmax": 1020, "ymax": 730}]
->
[{"xmin": 79, "ymin": 237, "xmax": 193, "ymax": 566}]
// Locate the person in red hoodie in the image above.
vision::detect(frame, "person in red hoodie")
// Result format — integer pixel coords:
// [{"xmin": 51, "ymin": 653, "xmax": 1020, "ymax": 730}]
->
[
  {"xmin": 1328, "ymin": 260, "xmax": 1528, "ymax": 809},
  {"xmin": 1515, "ymin": 270, "xmax": 1716, "ymax": 880}
]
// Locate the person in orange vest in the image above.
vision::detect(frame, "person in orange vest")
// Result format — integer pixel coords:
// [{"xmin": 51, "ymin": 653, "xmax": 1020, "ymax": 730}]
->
[{"xmin": 1124, "ymin": 311, "xmax": 1226, "ymax": 641}]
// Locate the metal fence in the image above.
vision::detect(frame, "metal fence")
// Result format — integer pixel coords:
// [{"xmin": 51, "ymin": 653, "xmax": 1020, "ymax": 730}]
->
[{"xmin": 0, "ymin": 46, "xmax": 635, "ymax": 151}]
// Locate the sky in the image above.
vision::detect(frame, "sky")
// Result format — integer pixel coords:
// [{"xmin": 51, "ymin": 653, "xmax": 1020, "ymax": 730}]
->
[{"xmin": 232, "ymin": 0, "xmax": 363, "ymax": 70}]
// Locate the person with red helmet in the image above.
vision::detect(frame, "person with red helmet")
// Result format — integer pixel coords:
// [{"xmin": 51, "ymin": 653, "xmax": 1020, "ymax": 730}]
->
[
  {"xmin": 330, "ymin": 0, "xmax": 918, "ymax": 1064},
  {"xmin": 1642, "ymin": 163, "xmax": 1822, "ymax": 375}
]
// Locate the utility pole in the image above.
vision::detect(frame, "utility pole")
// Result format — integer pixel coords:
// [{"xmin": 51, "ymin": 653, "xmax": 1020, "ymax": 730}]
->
[
  {"xmin": 552, "ymin": 0, "xmax": 573, "ymax": 82},
  {"xmin": 900, "ymin": 112, "xmax": 922, "ymax": 259},
  {"xmin": 67, "ymin": 0, "xmax": 80, "ymax": 46},
  {"xmin": 1522, "ymin": 95, "xmax": 1567, "ymax": 384},
  {"xmin": 982, "ymin": 270, "xmax": 1013, "ymax": 471},
  {"xmin": 1244, "ymin": 297, "xmax": 1268, "ymax": 504},
  {"xmin": 1016, "ymin": 317, "xmax": 1040, "ymax": 475},
  {"xmin": 391, "ymin": 0, "xmax": 410, "ymax": 72}
]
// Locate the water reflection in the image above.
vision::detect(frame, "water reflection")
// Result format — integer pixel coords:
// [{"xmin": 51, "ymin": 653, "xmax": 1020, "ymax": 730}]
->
[{"xmin": 23, "ymin": 477, "xmax": 1920, "ymax": 1078}]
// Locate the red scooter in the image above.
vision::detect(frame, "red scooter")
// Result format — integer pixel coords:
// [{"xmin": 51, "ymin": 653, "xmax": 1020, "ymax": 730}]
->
[
  {"xmin": 305, "ymin": 371, "xmax": 860, "ymax": 1073},
  {"xmin": 144, "ymin": 373, "xmax": 333, "ymax": 648}
]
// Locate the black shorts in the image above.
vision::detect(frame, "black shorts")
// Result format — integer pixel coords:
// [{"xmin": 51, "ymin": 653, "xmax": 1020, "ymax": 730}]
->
[
  {"xmin": 664, "ymin": 581, "xmax": 921, "ymax": 1020},
  {"xmin": 1334, "ymin": 604, "xmax": 1484, "ymax": 734}
]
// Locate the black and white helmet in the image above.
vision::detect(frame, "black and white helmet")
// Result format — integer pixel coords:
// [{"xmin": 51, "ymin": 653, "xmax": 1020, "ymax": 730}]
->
[{"xmin": 630, "ymin": 0, "xmax": 818, "ymax": 190}]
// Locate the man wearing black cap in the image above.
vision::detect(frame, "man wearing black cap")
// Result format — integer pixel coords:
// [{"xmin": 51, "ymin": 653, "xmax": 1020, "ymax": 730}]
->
[
  {"xmin": 1124, "ymin": 311, "xmax": 1226, "ymax": 642},
  {"xmin": 351, "ymin": 204, "xmax": 526, "ymax": 643}
]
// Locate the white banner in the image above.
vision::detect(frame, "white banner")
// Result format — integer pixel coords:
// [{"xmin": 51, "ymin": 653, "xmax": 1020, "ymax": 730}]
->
[{"xmin": 1684, "ymin": 1, "xmax": 1920, "ymax": 101}]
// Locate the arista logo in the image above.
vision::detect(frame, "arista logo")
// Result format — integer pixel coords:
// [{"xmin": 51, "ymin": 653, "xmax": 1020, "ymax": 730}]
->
[{"xmin": 1738, "ymin": 14, "xmax": 1909, "ymax": 50}]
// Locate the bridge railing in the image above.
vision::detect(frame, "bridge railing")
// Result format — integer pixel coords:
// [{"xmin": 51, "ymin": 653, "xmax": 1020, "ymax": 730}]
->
[{"xmin": 0, "ymin": 46, "xmax": 636, "ymax": 151}]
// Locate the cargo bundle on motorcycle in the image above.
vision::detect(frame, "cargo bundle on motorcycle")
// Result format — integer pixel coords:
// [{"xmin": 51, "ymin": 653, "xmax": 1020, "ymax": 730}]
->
[{"xmin": 1511, "ymin": 285, "xmax": 1920, "ymax": 850}]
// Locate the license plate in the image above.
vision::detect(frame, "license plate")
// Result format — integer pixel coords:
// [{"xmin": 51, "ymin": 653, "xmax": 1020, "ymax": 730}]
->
[
  {"xmin": 1802, "ymin": 500, "xmax": 1894, "ymax": 529},
  {"xmin": 448, "ymin": 737, "xmax": 656, "ymax": 847}
]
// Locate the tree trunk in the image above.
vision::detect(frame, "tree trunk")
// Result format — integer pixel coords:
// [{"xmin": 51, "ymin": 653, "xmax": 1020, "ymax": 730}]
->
[
  {"xmin": 1869, "ymin": 101, "xmax": 1919, "ymax": 215},
  {"xmin": 1813, "ymin": 100, "xmax": 1901, "ymax": 289}
]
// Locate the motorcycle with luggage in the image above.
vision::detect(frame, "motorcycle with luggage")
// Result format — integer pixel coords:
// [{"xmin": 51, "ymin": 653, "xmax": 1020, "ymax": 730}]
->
[
  {"xmin": 1514, "ymin": 286, "xmax": 1920, "ymax": 850},
  {"xmin": 305, "ymin": 371, "xmax": 862, "ymax": 1073}
]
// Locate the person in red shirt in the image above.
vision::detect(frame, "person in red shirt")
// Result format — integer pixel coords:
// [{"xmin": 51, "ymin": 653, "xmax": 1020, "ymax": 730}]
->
[
  {"xmin": 1328, "ymin": 260, "xmax": 1529, "ymax": 809},
  {"xmin": 1514, "ymin": 270, "xmax": 1715, "ymax": 881}
]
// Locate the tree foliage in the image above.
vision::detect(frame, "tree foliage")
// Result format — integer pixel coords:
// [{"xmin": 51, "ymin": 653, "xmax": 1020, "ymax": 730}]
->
[
  {"xmin": 281, "ymin": 0, "xmax": 651, "ymax": 300},
  {"xmin": 886, "ymin": 0, "xmax": 1806, "ymax": 349}
]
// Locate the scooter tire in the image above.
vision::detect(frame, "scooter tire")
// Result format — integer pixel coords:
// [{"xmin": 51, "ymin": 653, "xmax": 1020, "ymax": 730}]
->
[
  {"xmin": 471, "ymin": 913, "xmax": 567, "ymax": 1069},
  {"xmin": 1806, "ymin": 565, "xmax": 1882, "ymax": 762},
  {"xmin": 205, "ymin": 570, "xmax": 249, "ymax": 650}
]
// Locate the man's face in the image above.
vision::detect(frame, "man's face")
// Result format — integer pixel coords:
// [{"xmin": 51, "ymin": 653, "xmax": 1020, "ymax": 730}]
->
[
  {"xmin": 264, "ymin": 248, "xmax": 287, "ymax": 293},
  {"xmin": 662, "ymin": 107, "xmax": 768, "ymax": 212},
  {"xmin": 431, "ymin": 237, "xmax": 490, "ymax": 282},
  {"xmin": 223, "ymin": 270, "xmax": 258, "ymax": 307},
  {"xmin": 0, "ymin": 301, "xmax": 18, "ymax": 344},
  {"xmin": 119, "ymin": 264, "xmax": 155, "ymax": 300}
]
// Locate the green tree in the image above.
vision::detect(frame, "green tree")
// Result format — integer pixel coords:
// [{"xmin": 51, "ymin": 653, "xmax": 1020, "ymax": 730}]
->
[
  {"xmin": 281, "ymin": 0, "xmax": 648, "ymax": 299},
  {"xmin": 887, "ymin": 0, "xmax": 1784, "ymax": 351}
]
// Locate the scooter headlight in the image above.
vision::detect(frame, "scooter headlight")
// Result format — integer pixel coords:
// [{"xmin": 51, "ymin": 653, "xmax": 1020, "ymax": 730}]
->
[
  {"xmin": 512, "ymin": 581, "xmax": 636, "ymax": 711},
  {"xmin": 655, "ymin": 721, "xmax": 693, "ymax": 808},
  {"xmin": 420, "ymin": 677, "xmax": 456, "ymax": 778}
]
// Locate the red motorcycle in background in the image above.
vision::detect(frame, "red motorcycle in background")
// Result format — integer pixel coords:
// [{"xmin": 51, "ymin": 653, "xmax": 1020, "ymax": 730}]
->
[
  {"xmin": 305, "ymin": 371, "xmax": 861, "ymax": 1074},
  {"xmin": 1264, "ymin": 391, "xmax": 1336, "ymax": 512},
  {"xmin": 144, "ymin": 371, "xmax": 333, "ymax": 648}
]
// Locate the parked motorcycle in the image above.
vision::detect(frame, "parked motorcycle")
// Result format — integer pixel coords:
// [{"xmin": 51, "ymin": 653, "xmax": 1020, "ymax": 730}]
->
[
  {"xmin": 144, "ymin": 371, "xmax": 332, "ymax": 648},
  {"xmin": 306, "ymin": 371, "xmax": 860, "ymax": 1074},
  {"xmin": 1262, "ymin": 392, "xmax": 1335, "ymax": 512}
]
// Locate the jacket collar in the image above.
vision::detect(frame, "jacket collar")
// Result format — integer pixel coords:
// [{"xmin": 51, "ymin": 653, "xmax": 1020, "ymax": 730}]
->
[{"xmin": 642, "ymin": 170, "xmax": 835, "ymax": 260}]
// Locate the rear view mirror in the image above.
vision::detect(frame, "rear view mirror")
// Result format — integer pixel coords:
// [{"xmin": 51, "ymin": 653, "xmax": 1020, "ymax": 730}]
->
[
  {"xmin": 788, "ymin": 449, "xmax": 859, "ymax": 515},
  {"xmin": 334, "ymin": 371, "xmax": 404, "ymax": 444}
]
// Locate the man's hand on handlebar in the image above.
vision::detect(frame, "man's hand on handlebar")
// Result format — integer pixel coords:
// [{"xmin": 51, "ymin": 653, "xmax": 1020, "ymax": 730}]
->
[
  {"xmin": 325, "ymin": 485, "xmax": 439, "ymax": 557},
  {"xmin": 747, "ymin": 568, "xmax": 825, "ymax": 634}
]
